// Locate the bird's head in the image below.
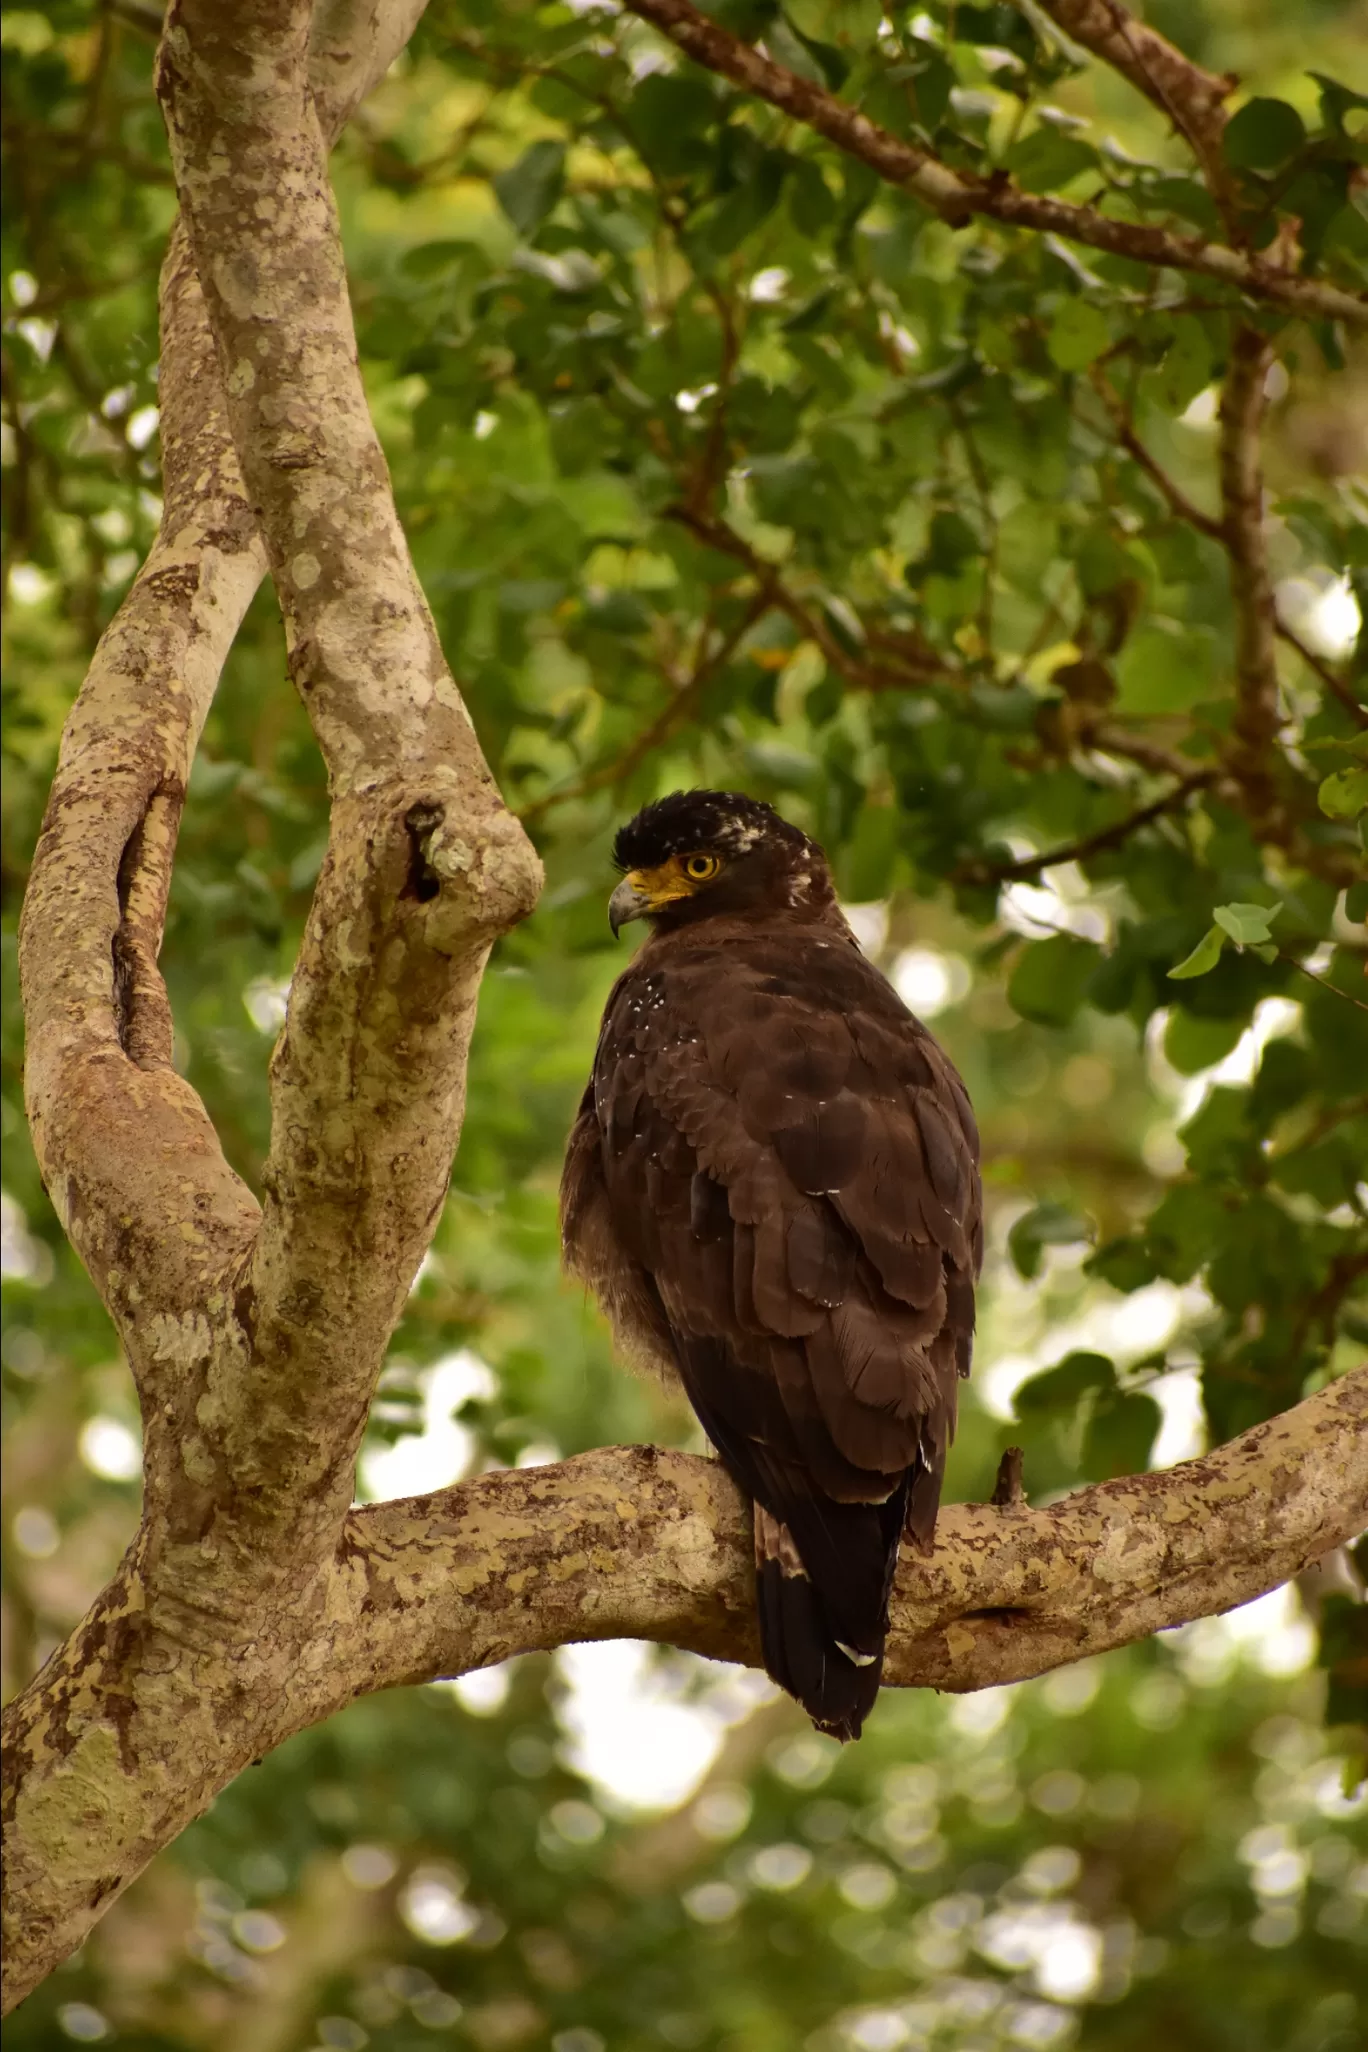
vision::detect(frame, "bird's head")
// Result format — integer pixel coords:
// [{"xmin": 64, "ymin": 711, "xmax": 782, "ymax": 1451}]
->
[{"xmin": 607, "ymin": 789, "xmax": 835, "ymax": 936}]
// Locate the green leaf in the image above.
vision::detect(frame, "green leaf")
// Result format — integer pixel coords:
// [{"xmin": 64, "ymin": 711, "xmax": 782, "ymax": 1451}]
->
[
  {"xmin": 1168, "ymin": 926, "xmax": 1225, "ymax": 980},
  {"xmin": 1004, "ymin": 129, "xmax": 1096, "ymax": 195},
  {"xmin": 1179, "ymin": 1085, "xmax": 1256, "ymax": 1175},
  {"xmin": 907, "ymin": 46, "xmax": 953, "ymax": 131},
  {"xmin": 783, "ymin": 0, "xmax": 882, "ymax": 47},
  {"xmin": 1046, "ymin": 300, "xmax": 1111, "ymax": 372},
  {"xmin": 1146, "ymin": 1183, "xmax": 1235, "ymax": 1283},
  {"xmin": 1212, "ymin": 900, "xmax": 1281, "ymax": 947},
  {"xmin": 1308, "ymin": 71, "xmax": 1368, "ymax": 139},
  {"xmin": 1014, "ymin": 1350, "xmax": 1115, "ymax": 1418},
  {"xmin": 1163, "ymin": 1009, "xmax": 1244, "ymax": 1075},
  {"xmin": 1086, "ymin": 1237, "xmax": 1159, "ymax": 1293},
  {"xmin": 1345, "ymin": 882, "xmax": 1368, "ymax": 924},
  {"xmin": 925, "ymin": 510, "xmax": 981, "ymax": 572},
  {"xmin": 1007, "ymin": 1203, "xmax": 1094, "ymax": 1282},
  {"xmin": 400, "ymin": 239, "xmax": 478, "ymax": 278},
  {"xmin": 1007, "ymin": 934, "xmax": 1099, "ymax": 1026},
  {"xmin": 1319, "ymin": 767, "xmax": 1368, "ymax": 819},
  {"xmin": 788, "ymin": 158, "xmax": 837, "ymax": 234},
  {"xmin": 1151, "ymin": 318, "xmax": 1215, "ymax": 416},
  {"xmin": 628, "ymin": 74, "xmax": 717, "ymax": 174},
  {"xmin": 1083, "ymin": 1390, "xmax": 1162, "ymax": 1480},
  {"xmin": 1115, "ymin": 622, "xmax": 1217, "ymax": 714},
  {"xmin": 494, "ymin": 141, "xmax": 566, "ymax": 237},
  {"xmin": 1223, "ymin": 97, "xmax": 1307, "ymax": 171}
]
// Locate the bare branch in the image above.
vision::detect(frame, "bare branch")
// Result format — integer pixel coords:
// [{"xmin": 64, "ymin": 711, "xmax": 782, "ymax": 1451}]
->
[
  {"xmin": 621, "ymin": 0, "xmax": 1366, "ymax": 328},
  {"xmin": 4, "ymin": 1372, "xmax": 1362, "ymax": 2009},
  {"xmin": 156, "ymin": 0, "xmax": 541, "ymax": 1534},
  {"xmin": 1219, "ymin": 327, "xmax": 1284, "ymax": 818}
]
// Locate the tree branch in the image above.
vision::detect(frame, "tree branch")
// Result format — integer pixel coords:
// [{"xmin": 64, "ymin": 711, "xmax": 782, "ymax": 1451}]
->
[
  {"xmin": 1029, "ymin": 0, "xmax": 1238, "ymax": 228},
  {"xmin": 1089, "ymin": 368, "xmax": 1366, "ymax": 736},
  {"xmin": 4, "ymin": 1372, "xmax": 1363, "ymax": 2010},
  {"xmin": 15, "ymin": 229, "xmax": 266, "ymax": 1405},
  {"xmin": 156, "ymin": 0, "xmax": 541, "ymax": 1541},
  {"xmin": 6, "ymin": 0, "xmax": 1364, "ymax": 2021},
  {"xmin": 1219, "ymin": 326, "xmax": 1284, "ymax": 820},
  {"xmin": 621, "ymin": 0, "xmax": 1366, "ymax": 329},
  {"xmin": 1088, "ymin": 364, "xmax": 1225, "ymax": 540},
  {"xmin": 15, "ymin": 4, "xmax": 434, "ymax": 1431}
]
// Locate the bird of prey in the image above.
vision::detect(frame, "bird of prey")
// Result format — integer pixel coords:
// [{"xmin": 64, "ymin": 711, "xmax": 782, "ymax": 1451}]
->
[{"xmin": 560, "ymin": 791, "xmax": 982, "ymax": 1739}]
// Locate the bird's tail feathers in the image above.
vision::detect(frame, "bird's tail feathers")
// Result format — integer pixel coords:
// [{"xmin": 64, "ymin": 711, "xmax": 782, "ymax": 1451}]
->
[{"xmin": 753, "ymin": 1502, "xmax": 896, "ymax": 1743}]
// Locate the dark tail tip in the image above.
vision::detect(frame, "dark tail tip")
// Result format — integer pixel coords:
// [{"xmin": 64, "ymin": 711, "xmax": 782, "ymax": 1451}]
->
[{"xmin": 756, "ymin": 1560, "xmax": 885, "ymax": 1742}]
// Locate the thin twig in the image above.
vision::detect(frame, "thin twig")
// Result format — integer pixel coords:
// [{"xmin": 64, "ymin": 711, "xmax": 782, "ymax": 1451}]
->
[
  {"xmin": 1275, "ymin": 617, "xmax": 1368, "ymax": 730},
  {"xmin": 517, "ymin": 577, "xmax": 780, "ymax": 825},
  {"xmin": 960, "ymin": 770, "xmax": 1213, "ymax": 884},
  {"xmin": 1088, "ymin": 365, "xmax": 1225, "ymax": 541},
  {"xmin": 669, "ymin": 505, "xmax": 952, "ymax": 691},
  {"xmin": 1285, "ymin": 954, "xmax": 1368, "ymax": 1015},
  {"xmin": 1085, "ymin": 721, "xmax": 1222, "ymax": 783}
]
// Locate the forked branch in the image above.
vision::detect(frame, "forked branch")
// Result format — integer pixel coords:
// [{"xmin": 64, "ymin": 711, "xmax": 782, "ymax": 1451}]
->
[
  {"xmin": 5, "ymin": 0, "xmax": 538, "ymax": 2010},
  {"xmin": 155, "ymin": 0, "xmax": 541, "ymax": 1537}
]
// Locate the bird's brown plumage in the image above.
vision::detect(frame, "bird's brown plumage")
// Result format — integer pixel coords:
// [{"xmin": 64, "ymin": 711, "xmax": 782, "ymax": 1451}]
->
[{"xmin": 560, "ymin": 791, "xmax": 982, "ymax": 1739}]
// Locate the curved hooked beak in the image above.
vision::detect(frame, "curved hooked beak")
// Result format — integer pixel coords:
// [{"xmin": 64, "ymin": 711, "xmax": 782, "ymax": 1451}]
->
[{"xmin": 608, "ymin": 876, "xmax": 652, "ymax": 938}]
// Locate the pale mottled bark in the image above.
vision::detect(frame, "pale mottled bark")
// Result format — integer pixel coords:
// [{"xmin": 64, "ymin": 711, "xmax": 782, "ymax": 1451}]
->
[
  {"xmin": 16, "ymin": 0, "xmax": 431, "ymax": 1418},
  {"xmin": 322, "ymin": 1371, "xmax": 1368, "ymax": 1701},
  {"xmin": 155, "ymin": 0, "xmax": 539, "ymax": 1550},
  {"xmin": 4, "ymin": 0, "xmax": 538, "ymax": 2013},
  {"xmin": 5, "ymin": 1375, "xmax": 1365, "ymax": 2013}
]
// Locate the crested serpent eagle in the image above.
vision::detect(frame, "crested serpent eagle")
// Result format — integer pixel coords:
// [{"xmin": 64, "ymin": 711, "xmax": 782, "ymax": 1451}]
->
[{"xmin": 560, "ymin": 791, "xmax": 983, "ymax": 1739}]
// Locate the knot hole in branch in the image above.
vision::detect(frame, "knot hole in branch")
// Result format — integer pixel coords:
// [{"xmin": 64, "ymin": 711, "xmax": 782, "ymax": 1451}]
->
[
  {"xmin": 404, "ymin": 801, "xmax": 445, "ymax": 902},
  {"xmin": 113, "ymin": 778, "xmax": 185, "ymax": 1062}
]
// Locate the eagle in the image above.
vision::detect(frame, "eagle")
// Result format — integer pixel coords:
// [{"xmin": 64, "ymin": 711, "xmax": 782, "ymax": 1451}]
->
[{"xmin": 560, "ymin": 791, "xmax": 982, "ymax": 1739}]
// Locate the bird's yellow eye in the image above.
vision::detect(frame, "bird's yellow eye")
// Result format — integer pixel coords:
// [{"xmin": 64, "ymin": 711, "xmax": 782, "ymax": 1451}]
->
[{"xmin": 684, "ymin": 852, "xmax": 720, "ymax": 883}]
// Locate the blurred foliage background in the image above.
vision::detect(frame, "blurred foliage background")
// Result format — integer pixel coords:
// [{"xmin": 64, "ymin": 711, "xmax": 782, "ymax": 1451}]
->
[{"xmin": 3, "ymin": 1, "xmax": 1366, "ymax": 2047}]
